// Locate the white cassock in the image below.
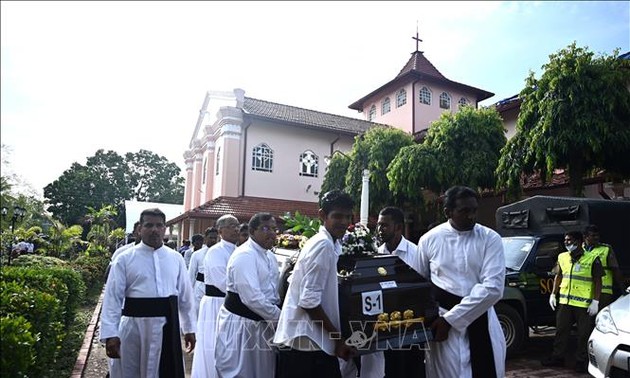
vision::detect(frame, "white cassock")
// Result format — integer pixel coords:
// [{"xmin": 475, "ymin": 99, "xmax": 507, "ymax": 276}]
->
[
  {"xmin": 100, "ymin": 242, "xmax": 197, "ymax": 378},
  {"xmin": 214, "ymin": 238, "xmax": 281, "ymax": 378},
  {"xmin": 188, "ymin": 245, "xmax": 209, "ymax": 317},
  {"xmin": 191, "ymin": 240, "xmax": 236, "ymax": 378},
  {"xmin": 415, "ymin": 222, "xmax": 506, "ymax": 378}
]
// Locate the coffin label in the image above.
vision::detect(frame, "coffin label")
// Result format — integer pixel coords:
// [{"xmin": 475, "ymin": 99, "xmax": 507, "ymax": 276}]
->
[
  {"xmin": 379, "ymin": 280, "xmax": 397, "ymax": 289},
  {"xmin": 361, "ymin": 290, "xmax": 383, "ymax": 315}
]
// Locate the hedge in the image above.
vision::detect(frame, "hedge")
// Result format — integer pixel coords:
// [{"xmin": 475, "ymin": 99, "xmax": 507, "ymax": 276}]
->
[{"xmin": 0, "ymin": 314, "xmax": 36, "ymax": 378}]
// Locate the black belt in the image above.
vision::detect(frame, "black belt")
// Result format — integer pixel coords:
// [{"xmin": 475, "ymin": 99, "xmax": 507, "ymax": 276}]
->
[
  {"xmin": 122, "ymin": 296, "xmax": 185, "ymax": 378},
  {"xmin": 224, "ymin": 291, "xmax": 264, "ymax": 321},
  {"xmin": 196, "ymin": 272, "xmax": 205, "ymax": 282},
  {"xmin": 205, "ymin": 284, "xmax": 226, "ymax": 298},
  {"xmin": 433, "ymin": 285, "xmax": 497, "ymax": 378}
]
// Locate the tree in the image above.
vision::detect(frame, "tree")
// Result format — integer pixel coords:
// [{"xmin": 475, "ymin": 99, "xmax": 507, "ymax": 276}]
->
[
  {"xmin": 44, "ymin": 149, "xmax": 185, "ymax": 225},
  {"xmin": 496, "ymin": 43, "xmax": 630, "ymax": 197},
  {"xmin": 344, "ymin": 127, "xmax": 415, "ymax": 216},
  {"xmin": 389, "ymin": 105, "xmax": 507, "ymax": 200},
  {"xmin": 320, "ymin": 154, "xmax": 350, "ymax": 196}
]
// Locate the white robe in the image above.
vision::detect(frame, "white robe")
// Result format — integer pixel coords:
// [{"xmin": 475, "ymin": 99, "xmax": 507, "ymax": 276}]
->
[
  {"xmin": 188, "ymin": 245, "xmax": 209, "ymax": 317},
  {"xmin": 191, "ymin": 240, "xmax": 236, "ymax": 378},
  {"xmin": 416, "ymin": 222, "xmax": 506, "ymax": 378},
  {"xmin": 100, "ymin": 242, "xmax": 197, "ymax": 378},
  {"xmin": 214, "ymin": 238, "xmax": 281, "ymax": 378}
]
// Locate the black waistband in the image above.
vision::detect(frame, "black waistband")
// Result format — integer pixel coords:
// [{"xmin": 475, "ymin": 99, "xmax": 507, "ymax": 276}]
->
[
  {"xmin": 433, "ymin": 285, "xmax": 497, "ymax": 378},
  {"xmin": 224, "ymin": 291, "xmax": 264, "ymax": 321},
  {"xmin": 122, "ymin": 296, "xmax": 184, "ymax": 378},
  {"xmin": 196, "ymin": 272, "xmax": 205, "ymax": 282},
  {"xmin": 205, "ymin": 284, "xmax": 226, "ymax": 297}
]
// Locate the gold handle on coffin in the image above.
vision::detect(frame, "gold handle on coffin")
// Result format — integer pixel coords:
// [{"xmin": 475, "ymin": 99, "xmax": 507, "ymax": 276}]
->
[{"xmin": 374, "ymin": 310, "xmax": 425, "ymax": 331}]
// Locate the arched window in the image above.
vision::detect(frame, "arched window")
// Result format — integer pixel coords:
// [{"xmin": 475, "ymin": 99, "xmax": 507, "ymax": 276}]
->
[
  {"xmin": 381, "ymin": 97, "xmax": 391, "ymax": 115},
  {"xmin": 252, "ymin": 143, "xmax": 273, "ymax": 172},
  {"xmin": 458, "ymin": 97, "xmax": 469, "ymax": 108},
  {"xmin": 202, "ymin": 156, "xmax": 208, "ymax": 184},
  {"xmin": 439, "ymin": 92, "xmax": 451, "ymax": 109},
  {"xmin": 299, "ymin": 150, "xmax": 318, "ymax": 177},
  {"xmin": 419, "ymin": 87, "xmax": 431, "ymax": 105},
  {"xmin": 368, "ymin": 105, "xmax": 377, "ymax": 121},
  {"xmin": 215, "ymin": 148, "xmax": 221, "ymax": 176},
  {"xmin": 396, "ymin": 89, "xmax": 407, "ymax": 107}
]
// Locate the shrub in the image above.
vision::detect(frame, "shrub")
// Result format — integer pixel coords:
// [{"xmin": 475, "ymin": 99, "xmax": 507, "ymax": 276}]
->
[
  {"xmin": 0, "ymin": 281, "xmax": 64, "ymax": 376},
  {"xmin": 72, "ymin": 254, "xmax": 110, "ymax": 291},
  {"xmin": 0, "ymin": 315, "xmax": 36, "ymax": 378},
  {"xmin": 11, "ymin": 254, "xmax": 69, "ymax": 268}
]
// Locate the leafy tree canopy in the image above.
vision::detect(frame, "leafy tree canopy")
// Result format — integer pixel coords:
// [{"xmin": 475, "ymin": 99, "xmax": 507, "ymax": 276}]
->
[
  {"xmin": 496, "ymin": 42, "xmax": 630, "ymax": 197},
  {"xmin": 388, "ymin": 105, "xmax": 506, "ymax": 201},
  {"xmin": 44, "ymin": 149, "xmax": 184, "ymax": 225}
]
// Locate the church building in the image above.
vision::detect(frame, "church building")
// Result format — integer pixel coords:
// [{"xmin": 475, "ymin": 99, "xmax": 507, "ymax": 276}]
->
[{"xmin": 167, "ymin": 38, "xmax": 494, "ymax": 240}]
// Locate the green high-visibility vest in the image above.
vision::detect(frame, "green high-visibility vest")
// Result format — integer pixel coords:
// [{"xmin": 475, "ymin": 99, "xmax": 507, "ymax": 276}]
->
[
  {"xmin": 558, "ymin": 251, "xmax": 598, "ymax": 308},
  {"xmin": 586, "ymin": 244, "xmax": 613, "ymax": 295}
]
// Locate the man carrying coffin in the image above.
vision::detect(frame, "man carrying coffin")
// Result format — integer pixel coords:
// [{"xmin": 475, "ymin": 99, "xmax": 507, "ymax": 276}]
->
[{"xmin": 100, "ymin": 208, "xmax": 196, "ymax": 378}]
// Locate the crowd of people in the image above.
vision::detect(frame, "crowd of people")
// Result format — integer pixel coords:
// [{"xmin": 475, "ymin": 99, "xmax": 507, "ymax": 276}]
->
[{"xmin": 98, "ymin": 185, "xmax": 626, "ymax": 378}]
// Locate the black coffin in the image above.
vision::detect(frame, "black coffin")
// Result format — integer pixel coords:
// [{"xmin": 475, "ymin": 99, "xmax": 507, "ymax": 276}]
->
[{"xmin": 337, "ymin": 254, "xmax": 438, "ymax": 355}]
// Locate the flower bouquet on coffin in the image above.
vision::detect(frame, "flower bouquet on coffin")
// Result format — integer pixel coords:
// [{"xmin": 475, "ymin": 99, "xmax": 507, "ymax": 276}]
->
[{"xmin": 338, "ymin": 223, "xmax": 378, "ymax": 275}]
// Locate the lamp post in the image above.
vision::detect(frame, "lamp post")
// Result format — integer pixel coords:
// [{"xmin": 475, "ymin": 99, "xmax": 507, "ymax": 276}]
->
[
  {"xmin": 324, "ymin": 150, "xmax": 371, "ymax": 226},
  {"xmin": 1, "ymin": 205, "xmax": 26, "ymax": 265}
]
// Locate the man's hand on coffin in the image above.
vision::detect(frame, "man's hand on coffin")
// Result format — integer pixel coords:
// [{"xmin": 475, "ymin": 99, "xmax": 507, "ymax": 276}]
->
[
  {"xmin": 430, "ymin": 317, "xmax": 452, "ymax": 342},
  {"xmin": 184, "ymin": 333, "xmax": 196, "ymax": 353},
  {"xmin": 335, "ymin": 339, "xmax": 357, "ymax": 361},
  {"xmin": 105, "ymin": 337, "xmax": 121, "ymax": 359}
]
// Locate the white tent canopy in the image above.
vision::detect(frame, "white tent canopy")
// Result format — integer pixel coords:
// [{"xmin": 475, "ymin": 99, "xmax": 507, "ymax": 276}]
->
[{"xmin": 124, "ymin": 200, "xmax": 184, "ymax": 234}]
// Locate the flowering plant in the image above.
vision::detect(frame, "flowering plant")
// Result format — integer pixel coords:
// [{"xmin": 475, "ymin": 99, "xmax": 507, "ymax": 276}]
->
[
  {"xmin": 276, "ymin": 233, "xmax": 308, "ymax": 250},
  {"xmin": 341, "ymin": 223, "xmax": 378, "ymax": 256}
]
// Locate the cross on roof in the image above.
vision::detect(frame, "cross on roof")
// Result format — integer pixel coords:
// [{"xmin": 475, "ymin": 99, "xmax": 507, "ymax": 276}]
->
[{"xmin": 412, "ymin": 22, "xmax": 423, "ymax": 52}]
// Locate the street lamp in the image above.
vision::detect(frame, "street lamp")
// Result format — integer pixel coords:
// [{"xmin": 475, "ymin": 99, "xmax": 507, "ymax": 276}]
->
[
  {"xmin": 1, "ymin": 205, "xmax": 26, "ymax": 265},
  {"xmin": 324, "ymin": 150, "xmax": 371, "ymax": 226}
]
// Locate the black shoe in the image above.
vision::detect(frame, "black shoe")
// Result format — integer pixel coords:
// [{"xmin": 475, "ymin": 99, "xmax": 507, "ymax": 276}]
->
[
  {"xmin": 541, "ymin": 357, "xmax": 564, "ymax": 367},
  {"xmin": 574, "ymin": 361, "xmax": 588, "ymax": 373}
]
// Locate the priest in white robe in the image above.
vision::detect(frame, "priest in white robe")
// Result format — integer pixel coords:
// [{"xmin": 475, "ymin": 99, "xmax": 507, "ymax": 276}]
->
[
  {"xmin": 100, "ymin": 208, "xmax": 197, "ymax": 378},
  {"xmin": 188, "ymin": 233, "xmax": 208, "ymax": 317},
  {"xmin": 415, "ymin": 186, "xmax": 506, "ymax": 378},
  {"xmin": 191, "ymin": 214, "xmax": 240, "ymax": 378},
  {"xmin": 214, "ymin": 213, "xmax": 281, "ymax": 378}
]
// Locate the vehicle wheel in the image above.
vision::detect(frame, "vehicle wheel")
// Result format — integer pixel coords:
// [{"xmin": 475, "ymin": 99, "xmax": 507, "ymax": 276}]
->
[{"xmin": 495, "ymin": 303, "xmax": 525, "ymax": 356}]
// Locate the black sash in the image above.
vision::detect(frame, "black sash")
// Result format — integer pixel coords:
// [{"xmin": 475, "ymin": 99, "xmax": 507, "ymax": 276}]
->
[
  {"xmin": 196, "ymin": 272, "xmax": 205, "ymax": 282},
  {"xmin": 122, "ymin": 296, "xmax": 185, "ymax": 378},
  {"xmin": 224, "ymin": 291, "xmax": 264, "ymax": 321},
  {"xmin": 433, "ymin": 285, "xmax": 497, "ymax": 378},
  {"xmin": 205, "ymin": 284, "xmax": 226, "ymax": 298}
]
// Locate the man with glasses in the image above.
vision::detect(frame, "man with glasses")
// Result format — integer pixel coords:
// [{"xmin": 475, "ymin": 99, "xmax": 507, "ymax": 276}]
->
[{"xmin": 214, "ymin": 212, "xmax": 281, "ymax": 378}]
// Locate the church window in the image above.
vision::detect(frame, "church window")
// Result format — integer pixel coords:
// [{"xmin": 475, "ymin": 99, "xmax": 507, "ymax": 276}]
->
[
  {"xmin": 419, "ymin": 87, "xmax": 431, "ymax": 105},
  {"xmin": 458, "ymin": 97, "xmax": 469, "ymax": 108},
  {"xmin": 439, "ymin": 92, "xmax": 451, "ymax": 109},
  {"xmin": 202, "ymin": 156, "xmax": 208, "ymax": 184},
  {"xmin": 381, "ymin": 97, "xmax": 391, "ymax": 115},
  {"xmin": 396, "ymin": 89, "xmax": 407, "ymax": 107},
  {"xmin": 215, "ymin": 148, "xmax": 221, "ymax": 176},
  {"xmin": 252, "ymin": 143, "xmax": 273, "ymax": 172},
  {"xmin": 368, "ymin": 105, "xmax": 376, "ymax": 121},
  {"xmin": 299, "ymin": 150, "xmax": 318, "ymax": 177}
]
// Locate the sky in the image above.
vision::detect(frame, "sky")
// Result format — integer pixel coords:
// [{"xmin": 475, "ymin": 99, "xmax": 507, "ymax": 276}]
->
[{"xmin": 2, "ymin": 1, "xmax": 629, "ymax": 199}]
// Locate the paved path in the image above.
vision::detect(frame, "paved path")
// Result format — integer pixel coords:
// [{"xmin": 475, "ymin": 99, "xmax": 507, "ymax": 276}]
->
[{"xmin": 77, "ymin": 296, "xmax": 590, "ymax": 378}]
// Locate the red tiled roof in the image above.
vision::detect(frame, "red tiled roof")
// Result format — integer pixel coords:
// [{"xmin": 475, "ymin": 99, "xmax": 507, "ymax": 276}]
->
[
  {"xmin": 166, "ymin": 196, "xmax": 320, "ymax": 225},
  {"xmin": 349, "ymin": 51, "xmax": 494, "ymax": 111}
]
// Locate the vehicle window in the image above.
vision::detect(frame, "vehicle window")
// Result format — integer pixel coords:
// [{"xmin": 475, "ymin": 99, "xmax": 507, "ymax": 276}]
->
[
  {"xmin": 537, "ymin": 240, "xmax": 563, "ymax": 262},
  {"xmin": 502, "ymin": 237, "xmax": 534, "ymax": 271}
]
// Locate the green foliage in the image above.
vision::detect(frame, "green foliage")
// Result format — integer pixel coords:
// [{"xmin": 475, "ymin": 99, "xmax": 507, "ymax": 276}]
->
[
  {"xmin": 71, "ymin": 254, "xmax": 110, "ymax": 291},
  {"xmin": 0, "ymin": 280, "xmax": 64, "ymax": 376},
  {"xmin": 320, "ymin": 154, "xmax": 350, "ymax": 197},
  {"xmin": 46, "ymin": 221, "xmax": 85, "ymax": 259},
  {"xmin": 496, "ymin": 43, "xmax": 630, "ymax": 197},
  {"xmin": 280, "ymin": 211, "xmax": 322, "ymax": 238},
  {"xmin": 1, "ymin": 315, "xmax": 36, "ymax": 378},
  {"xmin": 388, "ymin": 106, "xmax": 506, "ymax": 201},
  {"xmin": 44, "ymin": 149, "xmax": 185, "ymax": 225},
  {"xmin": 341, "ymin": 127, "xmax": 415, "ymax": 215},
  {"xmin": 11, "ymin": 254, "xmax": 69, "ymax": 268}
]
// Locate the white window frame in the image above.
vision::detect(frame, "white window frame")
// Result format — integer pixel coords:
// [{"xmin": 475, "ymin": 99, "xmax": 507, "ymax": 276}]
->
[
  {"xmin": 419, "ymin": 87, "xmax": 431, "ymax": 105},
  {"xmin": 439, "ymin": 92, "xmax": 451, "ymax": 109},
  {"xmin": 458, "ymin": 97, "xmax": 469, "ymax": 108},
  {"xmin": 252, "ymin": 143, "xmax": 273, "ymax": 172},
  {"xmin": 299, "ymin": 150, "xmax": 319, "ymax": 177},
  {"xmin": 368, "ymin": 105, "xmax": 377, "ymax": 121},
  {"xmin": 396, "ymin": 89, "xmax": 407, "ymax": 108},
  {"xmin": 381, "ymin": 97, "xmax": 391, "ymax": 115}
]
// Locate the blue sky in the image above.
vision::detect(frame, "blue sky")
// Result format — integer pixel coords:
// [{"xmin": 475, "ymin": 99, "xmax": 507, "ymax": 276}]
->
[{"xmin": 1, "ymin": 1, "xmax": 628, "ymax": 197}]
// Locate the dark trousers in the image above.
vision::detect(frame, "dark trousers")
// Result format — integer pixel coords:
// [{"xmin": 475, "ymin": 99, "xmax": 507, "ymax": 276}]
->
[
  {"xmin": 384, "ymin": 346, "xmax": 426, "ymax": 378},
  {"xmin": 552, "ymin": 304, "xmax": 594, "ymax": 364},
  {"xmin": 276, "ymin": 348, "xmax": 342, "ymax": 378}
]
